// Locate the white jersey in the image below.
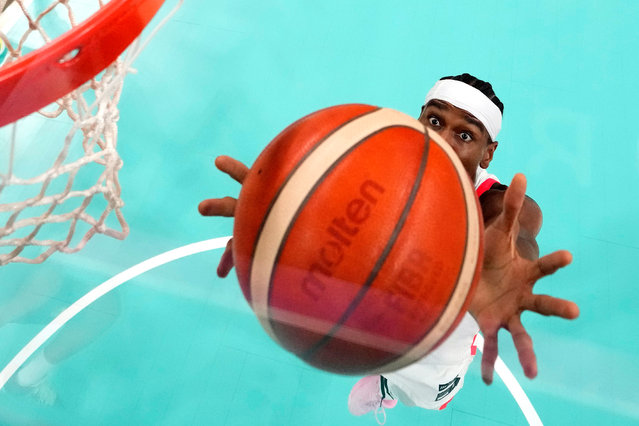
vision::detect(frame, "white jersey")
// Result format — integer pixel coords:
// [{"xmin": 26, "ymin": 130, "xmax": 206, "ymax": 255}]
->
[
  {"xmin": 474, "ymin": 166, "xmax": 500, "ymax": 195},
  {"xmin": 383, "ymin": 166, "xmax": 500, "ymax": 410}
]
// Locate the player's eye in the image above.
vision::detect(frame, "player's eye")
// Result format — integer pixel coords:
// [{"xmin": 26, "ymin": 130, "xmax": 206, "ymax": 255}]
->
[
  {"xmin": 428, "ymin": 116, "xmax": 441, "ymax": 127},
  {"xmin": 459, "ymin": 132, "xmax": 473, "ymax": 142}
]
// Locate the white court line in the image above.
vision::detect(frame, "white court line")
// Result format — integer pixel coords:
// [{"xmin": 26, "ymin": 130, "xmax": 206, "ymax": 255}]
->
[
  {"xmin": 475, "ymin": 334, "xmax": 543, "ymax": 426},
  {"xmin": 0, "ymin": 236, "xmax": 231, "ymax": 390},
  {"xmin": 0, "ymin": 237, "xmax": 542, "ymax": 426}
]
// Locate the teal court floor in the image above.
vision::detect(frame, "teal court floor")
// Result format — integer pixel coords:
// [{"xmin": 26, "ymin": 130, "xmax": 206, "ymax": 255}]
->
[{"xmin": 1, "ymin": 1, "xmax": 638, "ymax": 424}]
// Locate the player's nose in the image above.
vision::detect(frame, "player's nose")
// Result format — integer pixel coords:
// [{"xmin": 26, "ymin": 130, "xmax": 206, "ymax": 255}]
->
[{"xmin": 434, "ymin": 128, "xmax": 458, "ymax": 152}]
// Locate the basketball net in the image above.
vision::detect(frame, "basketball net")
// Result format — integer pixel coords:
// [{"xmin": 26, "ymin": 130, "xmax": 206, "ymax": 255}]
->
[{"xmin": 0, "ymin": 0, "xmax": 181, "ymax": 265}]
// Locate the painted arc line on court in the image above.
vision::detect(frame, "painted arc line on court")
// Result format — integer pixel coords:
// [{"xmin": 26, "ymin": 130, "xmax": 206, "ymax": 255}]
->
[
  {"xmin": 475, "ymin": 334, "xmax": 543, "ymax": 426},
  {"xmin": 0, "ymin": 236, "xmax": 231, "ymax": 390},
  {"xmin": 0, "ymin": 236, "xmax": 541, "ymax": 426}
]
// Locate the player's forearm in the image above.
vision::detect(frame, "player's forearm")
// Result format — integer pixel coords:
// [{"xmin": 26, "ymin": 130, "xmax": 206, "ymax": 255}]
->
[
  {"xmin": 515, "ymin": 197, "xmax": 542, "ymax": 261},
  {"xmin": 512, "ymin": 193, "xmax": 542, "ymax": 261}
]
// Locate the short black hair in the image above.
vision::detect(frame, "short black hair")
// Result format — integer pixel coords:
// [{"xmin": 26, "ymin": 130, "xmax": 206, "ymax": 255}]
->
[{"xmin": 440, "ymin": 73, "xmax": 504, "ymax": 115}]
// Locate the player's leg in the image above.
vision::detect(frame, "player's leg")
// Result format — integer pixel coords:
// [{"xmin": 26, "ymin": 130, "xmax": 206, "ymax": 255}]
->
[
  {"xmin": 348, "ymin": 313, "xmax": 479, "ymax": 420},
  {"xmin": 383, "ymin": 313, "xmax": 479, "ymax": 410},
  {"xmin": 348, "ymin": 375, "xmax": 398, "ymax": 424}
]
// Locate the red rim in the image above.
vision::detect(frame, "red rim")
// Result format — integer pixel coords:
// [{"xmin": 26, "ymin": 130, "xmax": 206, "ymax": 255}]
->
[{"xmin": 0, "ymin": 0, "xmax": 166, "ymax": 128}]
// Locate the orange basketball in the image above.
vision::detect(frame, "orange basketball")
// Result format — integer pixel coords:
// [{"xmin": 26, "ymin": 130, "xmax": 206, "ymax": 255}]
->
[{"xmin": 233, "ymin": 104, "xmax": 483, "ymax": 375}]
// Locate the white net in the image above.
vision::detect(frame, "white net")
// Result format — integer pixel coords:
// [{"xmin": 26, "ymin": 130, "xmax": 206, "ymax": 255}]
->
[{"xmin": 0, "ymin": 0, "xmax": 179, "ymax": 265}]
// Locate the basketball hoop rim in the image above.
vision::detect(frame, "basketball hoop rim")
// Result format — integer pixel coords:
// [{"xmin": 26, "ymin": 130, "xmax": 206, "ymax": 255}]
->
[{"xmin": 0, "ymin": 0, "xmax": 166, "ymax": 128}]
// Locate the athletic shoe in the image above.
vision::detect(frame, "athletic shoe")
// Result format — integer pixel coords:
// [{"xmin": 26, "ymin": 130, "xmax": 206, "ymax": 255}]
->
[{"xmin": 348, "ymin": 375, "xmax": 397, "ymax": 424}]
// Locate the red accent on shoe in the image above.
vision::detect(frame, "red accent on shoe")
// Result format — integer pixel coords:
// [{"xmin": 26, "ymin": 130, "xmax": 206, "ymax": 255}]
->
[{"xmin": 439, "ymin": 396, "xmax": 454, "ymax": 410}]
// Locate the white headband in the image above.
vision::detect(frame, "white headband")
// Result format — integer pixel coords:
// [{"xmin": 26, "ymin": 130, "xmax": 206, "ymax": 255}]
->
[{"xmin": 424, "ymin": 79, "xmax": 502, "ymax": 141}]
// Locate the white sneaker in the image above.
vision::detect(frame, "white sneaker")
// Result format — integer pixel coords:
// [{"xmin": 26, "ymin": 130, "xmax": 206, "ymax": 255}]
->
[{"xmin": 348, "ymin": 375, "xmax": 397, "ymax": 424}]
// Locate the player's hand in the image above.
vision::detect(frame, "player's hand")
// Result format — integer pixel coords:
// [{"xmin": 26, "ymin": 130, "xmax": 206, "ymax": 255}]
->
[
  {"xmin": 198, "ymin": 155, "xmax": 249, "ymax": 277},
  {"xmin": 468, "ymin": 173, "xmax": 579, "ymax": 384}
]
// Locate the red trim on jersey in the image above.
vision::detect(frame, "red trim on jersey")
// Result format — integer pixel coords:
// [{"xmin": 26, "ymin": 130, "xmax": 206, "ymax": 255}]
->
[
  {"xmin": 476, "ymin": 178, "xmax": 499, "ymax": 197},
  {"xmin": 470, "ymin": 334, "xmax": 478, "ymax": 356}
]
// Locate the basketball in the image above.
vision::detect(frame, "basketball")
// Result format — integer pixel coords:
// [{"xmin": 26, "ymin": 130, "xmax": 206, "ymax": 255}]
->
[{"xmin": 233, "ymin": 104, "xmax": 483, "ymax": 375}]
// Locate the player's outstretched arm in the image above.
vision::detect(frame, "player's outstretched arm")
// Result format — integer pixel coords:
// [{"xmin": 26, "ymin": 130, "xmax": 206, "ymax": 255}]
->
[
  {"xmin": 468, "ymin": 174, "xmax": 579, "ymax": 384},
  {"xmin": 198, "ymin": 155, "xmax": 249, "ymax": 277}
]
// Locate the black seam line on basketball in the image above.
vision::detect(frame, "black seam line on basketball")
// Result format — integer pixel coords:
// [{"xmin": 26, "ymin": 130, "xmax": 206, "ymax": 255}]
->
[
  {"xmin": 265, "ymin": 123, "xmax": 419, "ymax": 332},
  {"xmin": 299, "ymin": 129, "xmax": 431, "ymax": 362},
  {"xmin": 246, "ymin": 106, "xmax": 382, "ymax": 302},
  {"xmin": 365, "ymin": 147, "xmax": 476, "ymax": 372}
]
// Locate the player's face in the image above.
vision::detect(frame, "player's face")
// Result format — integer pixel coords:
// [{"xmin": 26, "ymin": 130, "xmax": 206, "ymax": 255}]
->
[{"xmin": 419, "ymin": 99, "xmax": 498, "ymax": 182}]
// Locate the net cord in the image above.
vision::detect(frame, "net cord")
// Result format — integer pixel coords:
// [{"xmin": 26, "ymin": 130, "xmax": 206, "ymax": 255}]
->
[{"xmin": 0, "ymin": 0, "xmax": 183, "ymax": 265}]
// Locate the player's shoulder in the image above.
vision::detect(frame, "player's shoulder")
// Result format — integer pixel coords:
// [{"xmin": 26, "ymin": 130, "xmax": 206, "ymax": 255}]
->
[
  {"xmin": 479, "ymin": 183, "xmax": 508, "ymax": 199},
  {"xmin": 481, "ymin": 185, "xmax": 539, "ymax": 206},
  {"xmin": 474, "ymin": 167, "xmax": 503, "ymax": 198}
]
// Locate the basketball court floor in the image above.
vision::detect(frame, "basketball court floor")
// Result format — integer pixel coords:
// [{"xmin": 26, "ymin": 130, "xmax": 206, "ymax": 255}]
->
[{"xmin": 1, "ymin": 1, "xmax": 638, "ymax": 424}]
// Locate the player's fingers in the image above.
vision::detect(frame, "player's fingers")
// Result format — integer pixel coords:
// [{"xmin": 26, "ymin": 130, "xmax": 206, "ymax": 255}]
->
[
  {"xmin": 531, "ymin": 250, "xmax": 572, "ymax": 281},
  {"xmin": 508, "ymin": 316, "xmax": 537, "ymax": 379},
  {"xmin": 215, "ymin": 155, "xmax": 249, "ymax": 184},
  {"xmin": 217, "ymin": 239, "xmax": 235, "ymax": 278},
  {"xmin": 198, "ymin": 197, "xmax": 237, "ymax": 217},
  {"xmin": 498, "ymin": 173, "xmax": 527, "ymax": 233},
  {"xmin": 481, "ymin": 330, "xmax": 499, "ymax": 385},
  {"xmin": 523, "ymin": 294, "xmax": 580, "ymax": 319}
]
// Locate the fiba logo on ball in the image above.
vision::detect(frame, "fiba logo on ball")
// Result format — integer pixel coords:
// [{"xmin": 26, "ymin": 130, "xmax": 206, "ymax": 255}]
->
[{"xmin": 233, "ymin": 104, "xmax": 483, "ymax": 375}]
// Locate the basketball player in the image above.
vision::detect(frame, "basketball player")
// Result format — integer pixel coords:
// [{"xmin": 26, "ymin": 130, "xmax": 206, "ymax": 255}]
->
[{"xmin": 198, "ymin": 74, "xmax": 579, "ymax": 423}]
